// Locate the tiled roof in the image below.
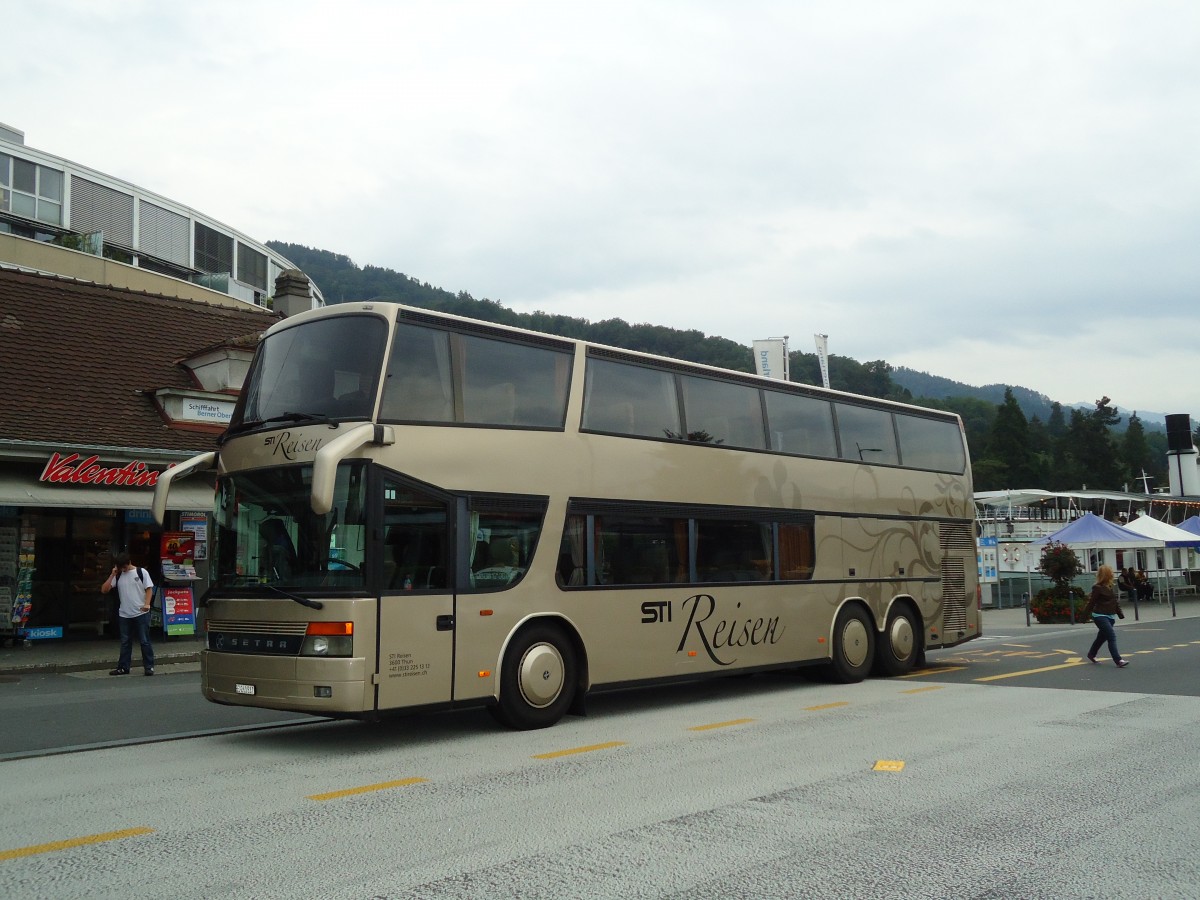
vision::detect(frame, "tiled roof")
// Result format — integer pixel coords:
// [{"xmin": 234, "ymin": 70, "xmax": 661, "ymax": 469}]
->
[{"xmin": 0, "ymin": 267, "xmax": 281, "ymax": 453}]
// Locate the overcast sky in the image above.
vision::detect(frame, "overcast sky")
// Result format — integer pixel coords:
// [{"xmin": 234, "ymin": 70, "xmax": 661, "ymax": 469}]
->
[{"xmin": 6, "ymin": 1, "xmax": 1198, "ymax": 418}]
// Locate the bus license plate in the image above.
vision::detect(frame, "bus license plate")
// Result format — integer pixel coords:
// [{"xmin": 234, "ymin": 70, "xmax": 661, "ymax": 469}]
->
[{"xmin": 235, "ymin": 683, "xmax": 256, "ymax": 695}]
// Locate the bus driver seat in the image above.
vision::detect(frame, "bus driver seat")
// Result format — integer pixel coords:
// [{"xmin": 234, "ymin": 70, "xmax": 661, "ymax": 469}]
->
[{"xmin": 260, "ymin": 518, "xmax": 299, "ymax": 580}]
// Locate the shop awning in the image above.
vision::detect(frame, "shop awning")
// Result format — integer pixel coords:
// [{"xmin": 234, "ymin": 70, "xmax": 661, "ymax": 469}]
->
[{"xmin": 0, "ymin": 473, "xmax": 214, "ymax": 512}]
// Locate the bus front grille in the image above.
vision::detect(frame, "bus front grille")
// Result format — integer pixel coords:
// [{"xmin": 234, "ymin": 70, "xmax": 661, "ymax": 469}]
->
[{"xmin": 206, "ymin": 620, "xmax": 309, "ymax": 636}]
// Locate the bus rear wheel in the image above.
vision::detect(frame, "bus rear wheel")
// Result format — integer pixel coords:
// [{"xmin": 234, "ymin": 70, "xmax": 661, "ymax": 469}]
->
[
  {"xmin": 828, "ymin": 604, "xmax": 874, "ymax": 683},
  {"xmin": 874, "ymin": 603, "xmax": 920, "ymax": 677},
  {"xmin": 491, "ymin": 623, "xmax": 577, "ymax": 730}
]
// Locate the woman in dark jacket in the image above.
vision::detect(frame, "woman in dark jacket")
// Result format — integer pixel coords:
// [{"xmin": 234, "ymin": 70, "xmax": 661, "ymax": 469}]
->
[{"xmin": 1084, "ymin": 564, "xmax": 1128, "ymax": 667}]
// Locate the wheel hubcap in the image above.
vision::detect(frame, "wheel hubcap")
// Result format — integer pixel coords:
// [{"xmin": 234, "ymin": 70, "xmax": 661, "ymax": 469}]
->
[
  {"xmin": 842, "ymin": 618, "xmax": 870, "ymax": 668},
  {"xmin": 889, "ymin": 616, "xmax": 914, "ymax": 661},
  {"xmin": 518, "ymin": 642, "xmax": 565, "ymax": 708}
]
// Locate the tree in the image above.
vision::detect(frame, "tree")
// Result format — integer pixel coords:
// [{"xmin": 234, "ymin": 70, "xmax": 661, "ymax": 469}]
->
[
  {"xmin": 1120, "ymin": 413, "xmax": 1156, "ymax": 491},
  {"xmin": 1059, "ymin": 397, "xmax": 1122, "ymax": 490},
  {"xmin": 1025, "ymin": 415, "xmax": 1052, "ymax": 487},
  {"xmin": 986, "ymin": 388, "xmax": 1035, "ymax": 487}
]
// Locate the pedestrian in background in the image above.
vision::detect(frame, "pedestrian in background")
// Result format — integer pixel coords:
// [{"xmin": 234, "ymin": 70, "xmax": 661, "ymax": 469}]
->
[
  {"xmin": 1084, "ymin": 564, "xmax": 1128, "ymax": 667},
  {"xmin": 1117, "ymin": 567, "xmax": 1136, "ymax": 602},
  {"xmin": 100, "ymin": 551, "xmax": 156, "ymax": 676},
  {"xmin": 1136, "ymin": 569, "xmax": 1154, "ymax": 602}
]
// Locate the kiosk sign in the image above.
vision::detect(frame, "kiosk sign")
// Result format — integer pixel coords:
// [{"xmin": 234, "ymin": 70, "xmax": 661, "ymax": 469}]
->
[
  {"xmin": 163, "ymin": 587, "xmax": 196, "ymax": 636},
  {"xmin": 160, "ymin": 531, "xmax": 198, "ymax": 636}
]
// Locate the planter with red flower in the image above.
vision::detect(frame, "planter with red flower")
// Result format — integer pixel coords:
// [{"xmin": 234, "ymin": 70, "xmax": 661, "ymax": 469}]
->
[{"xmin": 1029, "ymin": 540, "xmax": 1088, "ymax": 624}]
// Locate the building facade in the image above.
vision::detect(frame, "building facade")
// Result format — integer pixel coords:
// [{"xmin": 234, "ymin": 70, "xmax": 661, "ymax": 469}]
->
[{"xmin": 0, "ymin": 121, "xmax": 324, "ymax": 310}]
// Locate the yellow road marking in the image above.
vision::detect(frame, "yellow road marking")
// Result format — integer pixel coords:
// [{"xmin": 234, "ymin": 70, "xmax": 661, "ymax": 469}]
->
[
  {"xmin": 532, "ymin": 741, "xmax": 626, "ymax": 759},
  {"xmin": 307, "ymin": 777, "xmax": 428, "ymax": 801},
  {"xmin": 974, "ymin": 659, "xmax": 1086, "ymax": 682},
  {"xmin": 901, "ymin": 666, "xmax": 967, "ymax": 678},
  {"xmin": 803, "ymin": 701, "xmax": 850, "ymax": 711},
  {"xmin": 874, "ymin": 760, "xmax": 905, "ymax": 772},
  {"xmin": 689, "ymin": 718, "xmax": 755, "ymax": 731},
  {"xmin": 901, "ymin": 685, "xmax": 945, "ymax": 695},
  {"xmin": 0, "ymin": 827, "xmax": 154, "ymax": 862}
]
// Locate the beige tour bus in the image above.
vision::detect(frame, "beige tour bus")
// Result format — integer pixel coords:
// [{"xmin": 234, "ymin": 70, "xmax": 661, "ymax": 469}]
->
[{"xmin": 154, "ymin": 302, "xmax": 980, "ymax": 729}]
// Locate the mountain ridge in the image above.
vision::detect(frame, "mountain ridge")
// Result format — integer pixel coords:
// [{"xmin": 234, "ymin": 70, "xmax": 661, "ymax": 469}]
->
[{"xmin": 269, "ymin": 240, "xmax": 1167, "ymax": 431}]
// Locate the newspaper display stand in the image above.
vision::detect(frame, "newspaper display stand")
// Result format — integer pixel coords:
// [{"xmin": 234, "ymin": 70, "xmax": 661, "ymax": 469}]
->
[
  {"xmin": 2, "ymin": 524, "xmax": 34, "ymax": 647},
  {"xmin": 158, "ymin": 531, "xmax": 198, "ymax": 638}
]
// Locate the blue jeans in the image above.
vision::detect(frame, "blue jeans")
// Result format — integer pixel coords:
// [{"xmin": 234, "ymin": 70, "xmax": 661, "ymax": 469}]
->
[
  {"xmin": 117, "ymin": 612, "xmax": 155, "ymax": 672},
  {"xmin": 1088, "ymin": 615, "xmax": 1121, "ymax": 662}
]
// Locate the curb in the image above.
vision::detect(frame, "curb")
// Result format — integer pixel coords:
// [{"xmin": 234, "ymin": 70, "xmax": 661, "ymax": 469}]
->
[{"xmin": 0, "ymin": 651, "xmax": 201, "ymax": 678}]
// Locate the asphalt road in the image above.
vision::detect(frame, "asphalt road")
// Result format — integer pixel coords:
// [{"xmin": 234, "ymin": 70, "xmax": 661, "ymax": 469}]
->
[
  {"xmin": 921, "ymin": 612, "xmax": 1200, "ymax": 696},
  {"xmin": 4, "ymin": 656, "xmax": 1200, "ymax": 898},
  {"xmin": 0, "ymin": 663, "xmax": 314, "ymax": 760},
  {"xmin": 2, "ymin": 613, "xmax": 1198, "ymax": 761}
]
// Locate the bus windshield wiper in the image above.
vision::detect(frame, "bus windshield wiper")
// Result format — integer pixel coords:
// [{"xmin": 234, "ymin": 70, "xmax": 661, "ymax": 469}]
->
[
  {"xmin": 262, "ymin": 412, "xmax": 339, "ymax": 428},
  {"xmin": 218, "ymin": 418, "xmax": 263, "ymax": 444},
  {"xmin": 262, "ymin": 583, "xmax": 324, "ymax": 610}
]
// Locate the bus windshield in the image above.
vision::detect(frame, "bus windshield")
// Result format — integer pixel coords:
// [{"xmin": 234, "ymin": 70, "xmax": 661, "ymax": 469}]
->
[
  {"xmin": 212, "ymin": 463, "xmax": 368, "ymax": 592},
  {"xmin": 229, "ymin": 313, "xmax": 389, "ymax": 430}
]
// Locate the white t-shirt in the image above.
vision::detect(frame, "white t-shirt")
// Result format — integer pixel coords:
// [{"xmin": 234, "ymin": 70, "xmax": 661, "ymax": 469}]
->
[{"xmin": 111, "ymin": 567, "xmax": 155, "ymax": 618}]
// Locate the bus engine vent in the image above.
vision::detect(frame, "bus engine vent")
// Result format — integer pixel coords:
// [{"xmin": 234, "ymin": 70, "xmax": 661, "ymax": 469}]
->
[
  {"xmin": 938, "ymin": 522, "xmax": 975, "ymax": 552},
  {"xmin": 940, "ymin": 557, "xmax": 968, "ymax": 632}
]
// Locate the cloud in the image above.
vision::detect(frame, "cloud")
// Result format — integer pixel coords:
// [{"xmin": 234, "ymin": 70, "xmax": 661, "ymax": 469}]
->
[{"xmin": 5, "ymin": 0, "xmax": 1199, "ymax": 413}]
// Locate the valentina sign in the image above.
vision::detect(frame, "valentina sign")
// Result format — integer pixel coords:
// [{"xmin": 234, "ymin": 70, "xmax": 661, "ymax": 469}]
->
[{"xmin": 39, "ymin": 452, "xmax": 161, "ymax": 488}]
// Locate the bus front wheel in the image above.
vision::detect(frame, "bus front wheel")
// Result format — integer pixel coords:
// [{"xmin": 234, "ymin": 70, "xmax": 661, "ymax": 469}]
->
[
  {"xmin": 491, "ymin": 623, "xmax": 577, "ymax": 730},
  {"xmin": 828, "ymin": 604, "xmax": 874, "ymax": 683}
]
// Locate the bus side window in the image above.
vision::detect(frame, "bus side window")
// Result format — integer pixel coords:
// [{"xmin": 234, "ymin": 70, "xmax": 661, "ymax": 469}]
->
[
  {"xmin": 466, "ymin": 506, "xmax": 545, "ymax": 591},
  {"xmin": 779, "ymin": 522, "xmax": 815, "ymax": 580}
]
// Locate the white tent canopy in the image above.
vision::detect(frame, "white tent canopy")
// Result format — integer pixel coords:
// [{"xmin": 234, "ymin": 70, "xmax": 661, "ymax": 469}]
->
[
  {"xmin": 1030, "ymin": 512, "xmax": 1160, "ymax": 550},
  {"xmin": 1123, "ymin": 515, "xmax": 1200, "ymax": 548}
]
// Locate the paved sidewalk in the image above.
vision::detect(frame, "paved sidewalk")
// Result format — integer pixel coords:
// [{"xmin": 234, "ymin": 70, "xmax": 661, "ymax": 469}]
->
[
  {"xmin": 2, "ymin": 596, "xmax": 1196, "ymax": 677},
  {"xmin": 0, "ymin": 632, "xmax": 204, "ymax": 677},
  {"xmin": 980, "ymin": 594, "xmax": 1200, "ymax": 634}
]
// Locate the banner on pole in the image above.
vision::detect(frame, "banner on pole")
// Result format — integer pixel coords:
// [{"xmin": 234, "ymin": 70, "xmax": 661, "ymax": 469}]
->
[
  {"xmin": 814, "ymin": 333, "xmax": 830, "ymax": 389},
  {"xmin": 752, "ymin": 339, "xmax": 788, "ymax": 381}
]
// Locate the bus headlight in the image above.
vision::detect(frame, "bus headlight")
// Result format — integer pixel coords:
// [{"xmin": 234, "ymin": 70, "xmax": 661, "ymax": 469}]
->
[
  {"xmin": 301, "ymin": 622, "xmax": 354, "ymax": 657},
  {"xmin": 300, "ymin": 634, "xmax": 353, "ymax": 657}
]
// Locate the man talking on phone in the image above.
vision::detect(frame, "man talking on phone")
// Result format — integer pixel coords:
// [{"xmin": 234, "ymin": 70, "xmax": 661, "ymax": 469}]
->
[{"xmin": 100, "ymin": 551, "xmax": 156, "ymax": 676}]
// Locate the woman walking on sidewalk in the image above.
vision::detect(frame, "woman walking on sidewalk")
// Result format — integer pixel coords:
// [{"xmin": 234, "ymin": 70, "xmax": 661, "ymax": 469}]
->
[{"xmin": 1084, "ymin": 564, "xmax": 1128, "ymax": 667}]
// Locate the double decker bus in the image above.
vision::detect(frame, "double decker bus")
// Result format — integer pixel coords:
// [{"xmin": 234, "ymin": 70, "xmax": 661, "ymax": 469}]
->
[{"xmin": 153, "ymin": 302, "xmax": 980, "ymax": 730}]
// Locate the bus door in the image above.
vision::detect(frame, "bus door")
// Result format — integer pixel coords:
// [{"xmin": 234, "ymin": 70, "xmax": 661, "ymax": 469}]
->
[{"xmin": 375, "ymin": 478, "xmax": 455, "ymax": 711}]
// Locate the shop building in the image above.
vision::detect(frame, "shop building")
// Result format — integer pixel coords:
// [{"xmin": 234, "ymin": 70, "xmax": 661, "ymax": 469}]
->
[{"xmin": 0, "ymin": 266, "xmax": 284, "ymax": 641}]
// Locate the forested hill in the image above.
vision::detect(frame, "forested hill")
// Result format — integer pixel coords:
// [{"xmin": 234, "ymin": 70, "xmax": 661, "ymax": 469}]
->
[
  {"xmin": 892, "ymin": 368, "xmax": 1059, "ymax": 423},
  {"xmin": 269, "ymin": 241, "xmax": 752, "ymax": 371},
  {"xmin": 267, "ymin": 241, "xmax": 1155, "ymax": 429}
]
